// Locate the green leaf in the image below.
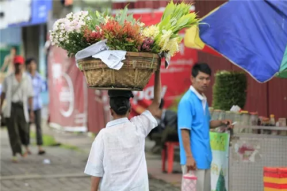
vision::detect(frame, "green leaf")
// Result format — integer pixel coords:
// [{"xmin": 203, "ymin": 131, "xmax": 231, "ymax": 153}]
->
[
  {"xmin": 161, "ymin": 1, "xmax": 175, "ymax": 21},
  {"xmin": 158, "ymin": 15, "xmax": 171, "ymax": 30}
]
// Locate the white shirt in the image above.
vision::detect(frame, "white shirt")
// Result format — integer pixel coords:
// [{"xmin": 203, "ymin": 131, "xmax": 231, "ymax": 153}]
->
[
  {"xmin": 190, "ymin": 85, "xmax": 207, "ymax": 112},
  {"xmin": 2, "ymin": 73, "xmax": 34, "ymax": 122},
  {"xmin": 84, "ymin": 110, "xmax": 158, "ymax": 191}
]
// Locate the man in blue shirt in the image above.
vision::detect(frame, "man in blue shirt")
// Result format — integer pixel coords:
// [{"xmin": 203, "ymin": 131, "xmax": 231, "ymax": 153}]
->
[
  {"xmin": 26, "ymin": 58, "xmax": 46, "ymax": 155},
  {"xmin": 178, "ymin": 63, "xmax": 232, "ymax": 191}
]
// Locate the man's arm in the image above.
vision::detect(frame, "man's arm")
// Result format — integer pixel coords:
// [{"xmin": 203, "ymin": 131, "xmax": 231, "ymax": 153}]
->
[
  {"xmin": 28, "ymin": 97, "xmax": 33, "ymax": 109},
  {"xmin": 1, "ymin": 78, "xmax": 7, "ymax": 113},
  {"xmin": 28, "ymin": 97, "xmax": 34, "ymax": 121},
  {"xmin": 0, "ymin": 57, "xmax": 9, "ymax": 72},
  {"xmin": 210, "ymin": 119, "xmax": 232, "ymax": 129},
  {"xmin": 1, "ymin": 93, "xmax": 5, "ymax": 108},
  {"xmin": 181, "ymin": 129, "xmax": 196, "ymax": 171},
  {"xmin": 178, "ymin": 99, "xmax": 196, "ymax": 171},
  {"xmin": 90, "ymin": 177, "xmax": 101, "ymax": 191},
  {"xmin": 147, "ymin": 70, "xmax": 161, "ymax": 116},
  {"xmin": 130, "ymin": 70, "xmax": 161, "ymax": 136},
  {"xmin": 0, "ymin": 93, "xmax": 5, "ymax": 114}
]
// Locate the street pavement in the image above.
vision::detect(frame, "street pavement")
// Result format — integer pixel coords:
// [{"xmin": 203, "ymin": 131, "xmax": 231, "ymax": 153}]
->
[{"xmin": 0, "ymin": 128, "xmax": 180, "ymax": 191}]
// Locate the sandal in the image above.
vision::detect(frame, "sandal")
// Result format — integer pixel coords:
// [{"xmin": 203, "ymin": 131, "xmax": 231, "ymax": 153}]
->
[
  {"xmin": 12, "ymin": 156, "xmax": 18, "ymax": 163},
  {"xmin": 21, "ymin": 152, "xmax": 28, "ymax": 158}
]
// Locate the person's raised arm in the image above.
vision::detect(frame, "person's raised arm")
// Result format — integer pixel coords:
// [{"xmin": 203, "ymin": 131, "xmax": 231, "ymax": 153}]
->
[
  {"xmin": 0, "ymin": 57, "xmax": 9, "ymax": 72},
  {"xmin": 147, "ymin": 70, "xmax": 161, "ymax": 116}
]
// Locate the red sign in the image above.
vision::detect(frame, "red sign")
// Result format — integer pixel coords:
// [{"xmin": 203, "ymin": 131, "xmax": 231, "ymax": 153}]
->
[{"xmin": 48, "ymin": 46, "xmax": 87, "ymax": 131}]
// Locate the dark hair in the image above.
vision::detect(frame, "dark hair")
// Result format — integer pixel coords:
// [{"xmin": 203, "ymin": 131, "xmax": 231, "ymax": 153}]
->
[
  {"xmin": 110, "ymin": 97, "xmax": 131, "ymax": 115},
  {"xmin": 11, "ymin": 46, "xmax": 17, "ymax": 51},
  {"xmin": 25, "ymin": 58, "xmax": 36, "ymax": 66},
  {"xmin": 192, "ymin": 63, "xmax": 212, "ymax": 77},
  {"xmin": 159, "ymin": 99, "xmax": 165, "ymax": 109}
]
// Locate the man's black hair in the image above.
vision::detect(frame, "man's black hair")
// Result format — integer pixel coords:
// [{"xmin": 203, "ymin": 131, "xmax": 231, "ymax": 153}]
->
[
  {"xmin": 25, "ymin": 58, "xmax": 36, "ymax": 66},
  {"xmin": 192, "ymin": 63, "xmax": 212, "ymax": 77},
  {"xmin": 11, "ymin": 46, "xmax": 17, "ymax": 50},
  {"xmin": 110, "ymin": 97, "xmax": 130, "ymax": 116}
]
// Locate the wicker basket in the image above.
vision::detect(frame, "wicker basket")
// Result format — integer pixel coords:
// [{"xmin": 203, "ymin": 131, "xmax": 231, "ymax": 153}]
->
[{"xmin": 77, "ymin": 52, "xmax": 161, "ymax": 90}]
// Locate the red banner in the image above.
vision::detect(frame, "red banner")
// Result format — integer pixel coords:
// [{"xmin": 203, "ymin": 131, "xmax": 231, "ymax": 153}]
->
[{"xmin": 48, "ymin": 46, "xmax": 87, "ymax": 131}]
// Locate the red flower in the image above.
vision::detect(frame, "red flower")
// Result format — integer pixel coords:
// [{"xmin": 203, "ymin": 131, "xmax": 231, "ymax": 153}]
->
[{"xmin": 84, "ymin": 26, "xmax": 103, "ymax": 44}]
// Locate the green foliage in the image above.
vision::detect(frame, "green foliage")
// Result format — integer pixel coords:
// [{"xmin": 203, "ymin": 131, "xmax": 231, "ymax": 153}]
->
[
  {"xmin": 114, "ymin": 6, "xmax": 139, "ymax": 25},
  {"xmin": 59, "ymin": 33, "xmax": 88, "ymax": 57},
  {"xmin": 30, "ymin": 132, "xmax": 57, "ymax": 146},
  {"xmin": 86, "ymin": 9, "xmax": 109, "ymax": 30},
  {"xmin": 158, "ymin": 1, "xmax": 198, "ymax": 33},
  {"xmin": 212, "ymin": 71, "xmax": 247, "ymax": 110}
]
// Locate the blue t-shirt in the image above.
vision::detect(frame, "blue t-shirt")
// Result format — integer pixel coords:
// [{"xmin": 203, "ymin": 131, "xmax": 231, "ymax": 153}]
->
[
  {"xmin": 28, "ymin": 72, "xmax": 45, "ymax": 111},
  {"xmin": 177, "ymin": 89, "xmax": 212, "ymax": 169}
]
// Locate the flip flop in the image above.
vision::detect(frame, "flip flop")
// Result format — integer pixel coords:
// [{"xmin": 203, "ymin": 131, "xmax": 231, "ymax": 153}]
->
[
  {"xmin": 21, "ymin": 152, "xmax": 28, "ymax": 158},
  {"xmin": 12, "ymin": 157, "xmax": 18, "ymax": 163}
]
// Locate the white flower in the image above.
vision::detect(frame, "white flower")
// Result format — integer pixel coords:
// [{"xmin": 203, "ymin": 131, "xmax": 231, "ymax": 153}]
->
[
  {"xmin": 81, "ymin": 11, "xmax": 88, "ymax": 16},
  {"xmin": 142, "ymin": 25, "xmax": 159, "ymax": 39},
  {"xmin": 75, "ymin": 25, "xmax": 82, "ymax": 33},
  {"xmin": 78, "ymin": 21, "xmax": 85, "ymax": 27},
  {"xmin": 158, "ymin": 30, "xmax": 173, "ymax": 52},
  {"xmin": 60, "ymin": 24, "xmax": 65, "ymax": 30},
  {"xmin": 104, "ymin": 16, "xmax": 110, "ymax": 24},
  {"xmin": 66, "ymin": 12, "xmax": 73, "ymax": 19},
  {"xmin": 53, "ymin": 22, "xmax": 59, "ymax": 31}
]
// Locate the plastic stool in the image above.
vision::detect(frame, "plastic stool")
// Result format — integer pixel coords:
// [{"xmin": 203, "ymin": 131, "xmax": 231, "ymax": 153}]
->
[{"xmin": 162, "ymin": 142, "xmax": 179, "ymax": 174}]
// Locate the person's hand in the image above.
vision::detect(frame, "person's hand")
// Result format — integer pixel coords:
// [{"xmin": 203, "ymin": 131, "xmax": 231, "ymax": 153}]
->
[
  {"xmin": 221, "ymin": 119, "xmax": 234, "ymax": 129},
  {"xmin": 29, "ymin": 111, "xmax": 34, "ymax": 122},
  {"xmin": 186, "ymin": 156, "xmax": 196, "ymax": 171}
]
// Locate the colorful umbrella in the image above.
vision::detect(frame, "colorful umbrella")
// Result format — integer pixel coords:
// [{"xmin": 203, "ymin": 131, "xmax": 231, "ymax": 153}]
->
[{"xmin": 185, "ymin": 0, "xmax": 287, "ymax": 82}]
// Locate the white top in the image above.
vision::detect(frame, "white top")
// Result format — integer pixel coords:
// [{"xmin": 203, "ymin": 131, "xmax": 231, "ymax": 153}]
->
[
  {"xmin": 2, "ymin": 73, "xmax": 34, "ymax": 122},
  {"xmin": 190, "ymin": 85, "xmax": 207, "ymax": 112},
  {"xmin": 84, "ymin": 110, "xmax": 158, "ymax": 191}
]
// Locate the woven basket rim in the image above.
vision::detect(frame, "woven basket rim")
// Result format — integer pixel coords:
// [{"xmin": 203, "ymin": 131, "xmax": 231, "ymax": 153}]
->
[
  {"xmin": 88, "ymin": 86, "xmax": 143, "ymax": 91},
  {"xmin": 78, "ymin": 51, "xmax": 161, "ymax": 71},
  {"xmin": 78, "ymin": 51, "xmax": 160, "ymax": 62}
]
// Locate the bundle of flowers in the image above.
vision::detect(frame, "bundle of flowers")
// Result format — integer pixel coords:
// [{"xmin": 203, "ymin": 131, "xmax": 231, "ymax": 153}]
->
[{"xmin": 50, "ymin": 1, "xmax": 198, "ymax": 59}]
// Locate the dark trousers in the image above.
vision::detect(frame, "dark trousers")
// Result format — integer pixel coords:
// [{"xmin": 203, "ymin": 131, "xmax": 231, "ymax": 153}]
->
[
  {"xmin": 29, "ymin": 109, "xmax": 43, "ymax": 146},
  {"xmin": 6, "ymin": 103, "xmax": 29, "ymax": 156}
]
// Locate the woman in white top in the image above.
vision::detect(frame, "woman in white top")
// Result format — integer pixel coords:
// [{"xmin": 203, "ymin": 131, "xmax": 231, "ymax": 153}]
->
[{"xmin": 85, "ymin": 70, "xmax": 161, "ymax": 191}]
